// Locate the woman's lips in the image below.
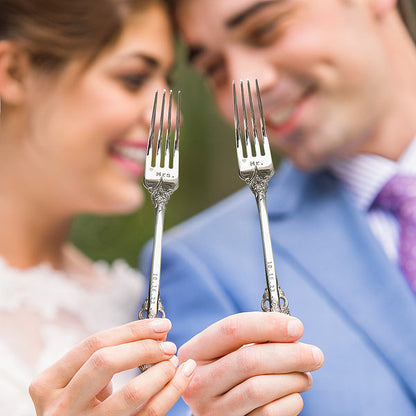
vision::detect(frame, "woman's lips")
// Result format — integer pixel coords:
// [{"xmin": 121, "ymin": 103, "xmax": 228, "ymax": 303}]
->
[{"xmin": 110, "ymin": 140, "xmax": 147, "ymax": 177}]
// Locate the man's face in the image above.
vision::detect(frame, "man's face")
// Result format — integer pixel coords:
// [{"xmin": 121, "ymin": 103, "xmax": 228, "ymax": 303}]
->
[{"xmin": 176, "ymin": 0, "xmax": 393, "ymax": 170}]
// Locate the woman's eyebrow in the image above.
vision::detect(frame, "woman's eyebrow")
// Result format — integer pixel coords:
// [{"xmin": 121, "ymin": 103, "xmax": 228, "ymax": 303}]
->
[
  {"xmin": 226, "ymin": 0, "xmax": 281, "ymax": 29},
  {"xmin": 131, "ymin": 54, "xmax": 159, "ymax": 67}
]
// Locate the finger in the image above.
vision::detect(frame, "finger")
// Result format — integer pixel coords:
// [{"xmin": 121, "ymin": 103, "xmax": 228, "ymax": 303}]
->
[
  {"xmin": 178, "ymin": 312, "xmax": 303, "ymax": 362},
  {"xmin": 192, "ymin": 342, "xmax": 323, "ymax": 397},
  {"xmin": 96, "ymin": 382, "xmax": 113, "ymax": 402},
  {"xmin": 38, "ymin": 319, "xmax": 171, "ymax": 388},
  {"xmin": 65, "ymin": 339, "xmax": 177, "ymax": 409},
  {"xmin": 134, "ymin": 359, "xmax": 197, "ymax": 416},
  {"xmin": 212, "ymin": 373, "xmax": 312, "ymax": 416},
  {"xmin": 247, "ymin": 393, "xmax": 304, "ymax": 416},
  {"xmin": 98, "ymin": 360, "xmax": 177, "ymax": 416}
]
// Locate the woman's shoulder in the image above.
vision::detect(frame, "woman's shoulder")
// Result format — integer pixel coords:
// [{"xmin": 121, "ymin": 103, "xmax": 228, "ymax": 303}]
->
[
  {"xmin": 63, "ymin": 244, "xmax": 144, "ymax": 290},
  {"xmin": 0, "ymin": 248, "xmax": 145, "ymax": 325}
]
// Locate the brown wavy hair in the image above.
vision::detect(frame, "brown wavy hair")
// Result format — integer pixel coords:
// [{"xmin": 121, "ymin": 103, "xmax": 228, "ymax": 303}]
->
[{"xmin": 0, "ymin": 0, "xmax": 162, "ymax": 72}]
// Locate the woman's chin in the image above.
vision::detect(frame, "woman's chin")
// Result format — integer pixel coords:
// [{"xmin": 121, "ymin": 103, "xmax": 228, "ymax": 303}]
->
[{"xmin": 90, "ymin": 186, "xmax": 144, "ymax": 215}]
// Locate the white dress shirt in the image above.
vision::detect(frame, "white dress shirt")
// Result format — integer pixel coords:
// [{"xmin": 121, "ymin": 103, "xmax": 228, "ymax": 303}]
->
[{"xmin": 330, "ymin": 136, "xmax": 416, "ymax": 263}]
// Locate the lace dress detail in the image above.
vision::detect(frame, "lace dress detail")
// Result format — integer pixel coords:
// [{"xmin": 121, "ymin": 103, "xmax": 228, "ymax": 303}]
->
[{"xmin": 0, "ymin": 257, "xmax": 144, "ymax": 415}]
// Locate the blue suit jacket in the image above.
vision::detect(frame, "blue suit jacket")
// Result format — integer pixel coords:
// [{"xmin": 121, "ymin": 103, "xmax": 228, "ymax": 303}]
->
[{"xmin": 140, "ymin": 161, "xmax": 416, "ymax": 415}]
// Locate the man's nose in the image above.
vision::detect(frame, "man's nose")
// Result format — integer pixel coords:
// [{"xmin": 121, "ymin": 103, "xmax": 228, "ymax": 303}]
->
[{"xmin": 226, "ymin": 47, "xmax": 277, "ymax": 92}]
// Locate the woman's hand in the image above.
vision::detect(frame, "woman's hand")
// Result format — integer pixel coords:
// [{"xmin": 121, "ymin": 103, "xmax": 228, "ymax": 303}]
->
[{"xmin": 29, "ymin": 319, "xmax": 196, "ymax": 416}]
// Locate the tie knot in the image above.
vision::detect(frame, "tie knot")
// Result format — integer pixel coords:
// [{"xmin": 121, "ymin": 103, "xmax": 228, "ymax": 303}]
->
[{"xmin": 374, "ymin": 175, "xmax": 416, "ymax": 218}]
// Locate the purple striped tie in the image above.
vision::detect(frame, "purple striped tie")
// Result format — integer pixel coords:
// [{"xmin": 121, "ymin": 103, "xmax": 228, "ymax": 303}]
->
[{"xmin": 374, "ymin": 175, "xmax": 416, "ymax": 294}]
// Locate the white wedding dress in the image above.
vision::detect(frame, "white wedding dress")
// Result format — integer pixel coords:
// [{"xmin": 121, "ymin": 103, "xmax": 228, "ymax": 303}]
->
[{"xmin": 0, "ymin": 253, "xmax": 144, "ymax": 415}]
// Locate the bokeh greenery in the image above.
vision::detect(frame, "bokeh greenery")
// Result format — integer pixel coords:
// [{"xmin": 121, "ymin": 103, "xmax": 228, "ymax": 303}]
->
[{"xmin": 70, "ymin": 43, "xmax": 243, "ymax": 267}]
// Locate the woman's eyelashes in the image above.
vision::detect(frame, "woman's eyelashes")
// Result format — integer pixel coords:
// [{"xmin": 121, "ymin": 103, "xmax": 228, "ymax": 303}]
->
[{"xmin": 118, "ymin": 72, "xmax": 150, "ymax": 92}]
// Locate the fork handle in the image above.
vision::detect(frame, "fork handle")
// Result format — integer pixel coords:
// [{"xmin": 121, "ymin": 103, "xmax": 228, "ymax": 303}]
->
[
  {"xmin": 140, "ymin": 203, "xmax": 166, "ymax": 319},
  {"xmin": 255, "ymin": 193, "xmax": 290, "ymax": 315},
  {"xmin": 138, "ymin": 204, "xmax": 166, "ymax": 373}
]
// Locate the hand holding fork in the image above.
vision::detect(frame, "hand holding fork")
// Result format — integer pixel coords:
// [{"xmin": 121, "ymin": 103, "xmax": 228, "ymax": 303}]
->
[{"xmin": 233, "ymin": 79, "xmax": 290, "ymax": 314}]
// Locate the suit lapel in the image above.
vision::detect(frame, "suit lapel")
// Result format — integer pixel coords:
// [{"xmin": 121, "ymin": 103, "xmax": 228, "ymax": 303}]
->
[{"xmin": 268, "ymin": 162, "xmax": 416, "ymax": 397}]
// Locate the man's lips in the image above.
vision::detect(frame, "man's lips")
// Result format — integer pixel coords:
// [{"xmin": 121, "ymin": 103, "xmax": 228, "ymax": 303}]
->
[{"xmin": 265, "ymin": 87, "xmax": 315, "ymax": 137}]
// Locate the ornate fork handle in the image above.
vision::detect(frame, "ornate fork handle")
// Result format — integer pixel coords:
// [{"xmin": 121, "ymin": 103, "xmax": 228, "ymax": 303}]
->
[
  {"xmin": 139, "ymin": 180, "xmax": 176, "ymax": 320},
  {"xmin": 138, "ymin": 199, "xmax": 166, "ymax": 374},
  {"xmin": 244, "ymin": 167, "xmax": 290, "ymax": 315}
]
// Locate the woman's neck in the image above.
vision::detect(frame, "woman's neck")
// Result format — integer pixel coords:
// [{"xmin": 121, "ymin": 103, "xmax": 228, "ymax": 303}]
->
[{"xmin": 0, "ymin": 194, "xmax": 72, "ymax": 270}]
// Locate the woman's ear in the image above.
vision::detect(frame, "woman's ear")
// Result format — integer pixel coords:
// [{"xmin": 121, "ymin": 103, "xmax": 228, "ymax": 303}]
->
[{"xmin": 0, "ymin": 41, "xmax": 30, "ymax": 106}]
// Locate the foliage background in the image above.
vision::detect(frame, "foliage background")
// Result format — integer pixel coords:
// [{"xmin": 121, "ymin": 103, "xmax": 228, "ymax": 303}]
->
[{"xmin": 70, "ymin": 44, "xmax": 243, "ymax": 267}]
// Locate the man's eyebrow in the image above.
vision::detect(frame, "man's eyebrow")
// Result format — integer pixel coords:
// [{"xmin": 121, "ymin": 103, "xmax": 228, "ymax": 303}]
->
[
  {"xmin": 226, "ymin": 0, "xmax": 280, "ymax": 28},
  {"xmin": 187, "ymin": 1, "xmax": 282, "ymax": 64}
]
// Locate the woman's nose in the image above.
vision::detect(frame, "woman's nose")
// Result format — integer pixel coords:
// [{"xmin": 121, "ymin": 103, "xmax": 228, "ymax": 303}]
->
[{"xmin": 142, "ymin": 88, "xmax": 181, "ymax": 137}]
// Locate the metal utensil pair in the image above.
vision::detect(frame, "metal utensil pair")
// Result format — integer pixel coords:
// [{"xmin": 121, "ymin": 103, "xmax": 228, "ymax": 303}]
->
[{"xmin": 139, "ymin": 80, "xmax": 289, "ymax": 347}]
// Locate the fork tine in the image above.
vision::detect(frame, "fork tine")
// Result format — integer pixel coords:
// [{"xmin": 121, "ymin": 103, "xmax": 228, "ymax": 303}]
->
[
  {"xmin": 247, "ymin": 80, "xmax": 261, "ymax": 157},
  {"xmin": 174, "ymin": 91, "xmax": 181, "ymax": 151},
  {"xmin": 240, "ymin": 80, "xmax": 252, "ymax": 158},
  {"xmin": 164, "ymin": 90, "xmax": 173, "ymax": 168},
  {"xmin": 255, "ymin": 79, "xmax": 270, "ymax": 155},
  {"xmin": 155, "ymin": 90, "xmax": 166, "ymax": 168},
  {"xmin": 173, "ymin": 91, "xmax": 181, "ymax": 170},
  {"xmin": 232, "ymin": 81, "xmax": 244, "ymax": 162},
  {"xmin": 147, "ymin": 90, "xmax": 158, "ymax": 166}
]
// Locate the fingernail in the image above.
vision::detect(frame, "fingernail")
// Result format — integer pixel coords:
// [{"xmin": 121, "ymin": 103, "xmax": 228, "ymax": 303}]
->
[
  {"xmin": 159, "ymin": 341, "xmax": 177, "ymax": 355},
  {"xmin": 181, "ymin": 359, "xmax": 196, "ymax": 377},
  {"xmin": 287, "ymin": 318, "xmax": 303, "ymax": 338},
  {"xmin": 312, "ymin": 346, "xmax": 324, "ymax": 366},
  {"xmin": 150, "ymin": 319, "xmax": 172, "ymax": 333},
  {"xmin": 305, "ymin": 371, "xmax": 313, "ymax": 387},
  {"xmin": 170, "ymin": 355, "xmax": 179, "ymax": 367}
]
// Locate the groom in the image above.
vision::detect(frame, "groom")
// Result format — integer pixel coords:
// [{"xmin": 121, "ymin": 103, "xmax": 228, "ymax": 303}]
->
[{"xmin": 141, "ymin": 0, "xmax": 416, "ymax": 414}]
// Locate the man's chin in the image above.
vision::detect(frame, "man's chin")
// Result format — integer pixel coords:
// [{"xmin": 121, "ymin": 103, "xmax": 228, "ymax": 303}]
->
[{"xmin": 288, "ymin": 151, "xmax": 330, "ymax": 173}]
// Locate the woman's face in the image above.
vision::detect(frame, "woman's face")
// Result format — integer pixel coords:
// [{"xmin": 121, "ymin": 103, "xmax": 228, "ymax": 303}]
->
[{"xmin": 19, "ymin": 3, "xmax": 175, "ymax": 215}]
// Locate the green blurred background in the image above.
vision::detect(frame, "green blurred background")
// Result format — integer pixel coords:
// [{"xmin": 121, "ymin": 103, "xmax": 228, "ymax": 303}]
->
[{"xmin": 70, "ymin": 43, "xmax": 243, "ymax": 268}]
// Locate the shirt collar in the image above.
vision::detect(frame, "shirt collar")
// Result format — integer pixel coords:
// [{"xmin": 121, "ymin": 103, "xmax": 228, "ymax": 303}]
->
[{"xmin": 329, "ymin": 136, "xmax": 416, "ymax": 211}]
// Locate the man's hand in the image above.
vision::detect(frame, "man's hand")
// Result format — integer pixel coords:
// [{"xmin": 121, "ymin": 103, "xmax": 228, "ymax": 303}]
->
[{"xmin": 178, "ymin": 312, "xmax": 323, "ymax": 416}]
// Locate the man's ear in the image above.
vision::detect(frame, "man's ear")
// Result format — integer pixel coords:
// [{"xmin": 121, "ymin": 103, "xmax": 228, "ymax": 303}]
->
[
  {"xmin": 0, "ymin": 41, "xmax": 30, "ymax": 106},
  {"xmin": 369, "ymin": 0, "xmax": 397, "ymax": 18}
]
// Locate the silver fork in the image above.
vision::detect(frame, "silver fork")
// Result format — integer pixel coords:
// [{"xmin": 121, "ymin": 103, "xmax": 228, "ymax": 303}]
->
[
  {"xmin": 139, "ymin": 89, "xmax": 181, "ymax": 323},
  {"xmin": 233, "ymin": 79, "xmax": 290, "ymax": 315}
]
